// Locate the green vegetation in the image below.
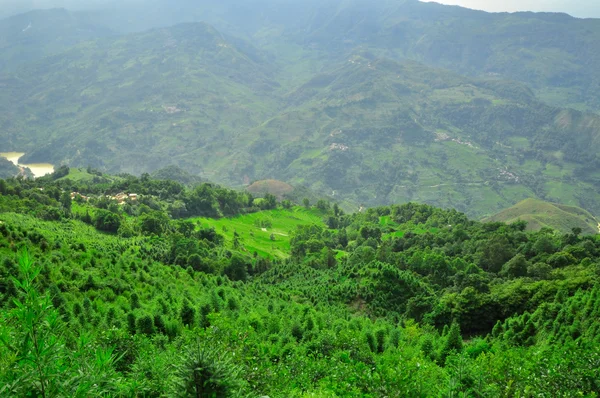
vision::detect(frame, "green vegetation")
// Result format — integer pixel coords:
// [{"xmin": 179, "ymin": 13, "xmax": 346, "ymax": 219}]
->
[
  {"xmin": 1, "ymin": 173, "xmax": 600, "ymax": 396},
  {"xmin": 3, "ymin": 3, "xmax": 600, "ymax": 393},
  {"xmin": 3, "ymin": 3, "xmax": 600, "ymax": 217},
  {"xmin": 486, "ymin": 198, "xmax": 600, "ymax": 234},
  {"xmin": 0, "ymin": 157, "xmax": 19, "ymax": 179},
  {"xmin": 192, "ymin": 207, "xmax": 325, "ymax": 258}
]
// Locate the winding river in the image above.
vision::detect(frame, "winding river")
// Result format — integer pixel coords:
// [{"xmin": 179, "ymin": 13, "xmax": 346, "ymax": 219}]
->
[{"xmin": 0, "ymin": 152, "xmax": 55, "ymax": 178}]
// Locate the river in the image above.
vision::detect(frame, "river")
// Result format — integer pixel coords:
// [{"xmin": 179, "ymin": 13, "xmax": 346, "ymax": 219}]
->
[{"xmin": 0, "ymin": 152, "xmax": 55, "ymax": 178}]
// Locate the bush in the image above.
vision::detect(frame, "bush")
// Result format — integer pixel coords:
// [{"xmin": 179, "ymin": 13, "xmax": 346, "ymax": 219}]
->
[{"xmin": 170, "ymin": 340, "xmax": 244, "ymax": 397}]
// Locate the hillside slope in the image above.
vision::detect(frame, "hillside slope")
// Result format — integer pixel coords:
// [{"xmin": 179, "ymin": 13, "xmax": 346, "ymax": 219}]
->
[
  {"xmin": 1, "ymin": 174, "xmax": 599, "ymax": 396},
  {"xmin": 485, "ymin": 198, "xmax": 599, "ymax": 234},
  {"xmin": 15, "ymin": 0, "xmax": 598, "ymax": 112},
  {"xmin": 3, "ymin": 4, "xmax": 600, "ymax": 216},
  {"xmin": 0, "ymin": 22, "xmax": 280, "ymax": 175},
  {"xmin": 231, "ymin": 56, "xmax": 600, "ymax": 215},
  {"xmin": 4, "ymin": 36, "xmax": 600, "ymax": 216},
  {"xmin": 0, "ymin": 8, "xmax": 114, "ymax": 71}
]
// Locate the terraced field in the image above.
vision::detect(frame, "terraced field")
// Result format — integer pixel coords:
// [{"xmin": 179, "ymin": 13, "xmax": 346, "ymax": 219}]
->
[{"xmin": 190, "ymin": 207, "xmax": 326, "ymax": 258}]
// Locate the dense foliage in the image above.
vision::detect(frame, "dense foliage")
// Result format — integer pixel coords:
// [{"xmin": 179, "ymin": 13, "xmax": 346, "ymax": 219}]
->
[{"xmin": 1, "ymin": 174, "xmax": 599, "ymax": 396}]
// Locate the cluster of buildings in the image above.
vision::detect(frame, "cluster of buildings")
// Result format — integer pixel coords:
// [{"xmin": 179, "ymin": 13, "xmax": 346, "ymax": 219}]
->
[{"xmin": 70, "ymin": 192, "xmax": 138, "ymax": 204}]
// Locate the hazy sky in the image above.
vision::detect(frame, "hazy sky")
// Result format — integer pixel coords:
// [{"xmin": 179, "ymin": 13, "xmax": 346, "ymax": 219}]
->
[
  {"xmin": 422, "ymin": 0, "xmax": 600, "ymax": 18},
  {"xmin": 1, "ymin": 0, "xmax": 599, "ymax": 19}
]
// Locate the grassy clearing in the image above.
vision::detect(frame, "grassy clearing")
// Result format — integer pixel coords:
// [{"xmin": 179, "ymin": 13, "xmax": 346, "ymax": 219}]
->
[
  {"xmin": 485, "ymin": 198, "xmax": 599, "ymax": 234},
  {"xmin": 189, "ymin": 207, "xmax": 326, "ymax": 258}
]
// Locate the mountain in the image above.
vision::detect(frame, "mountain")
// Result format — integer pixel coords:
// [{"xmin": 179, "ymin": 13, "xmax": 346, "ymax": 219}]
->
[
  {"xmin": 283, "ymin": 0, "xmax": 600, "ymax": 112},
  {"xmin": 27, "ymin": 0, "xmax": 599, "ymax": 113},
  {"xmin": 0, "ymin": 22, "xmax": 279, "ymax": 175},
  {"xmin": 6, "ymin": 0, "xmax": 600, "ymax": 110},
  {"xmin": 4, "ymin": 25, "xmax": 600, "ymax": 216},
  {"xmin": 214, "ymin": 55, "xmax": 600, "ymax": 216},
  {"xmin": 485, "ymin": 198, "xmax": 599, "ymax": 234},
  {"xmin": 3, "ymin": 2, "xmax": 600, "ymax": 217},
  {"xmin": 0, "ymin": 8, "xmax": 114, "ymax": 71}
]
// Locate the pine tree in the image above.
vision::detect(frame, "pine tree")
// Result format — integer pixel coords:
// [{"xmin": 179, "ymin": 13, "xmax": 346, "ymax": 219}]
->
[
  {"xmin": 441, "ymin": 322, "xmax": 463, "ymax": 363},
  {"xmin": 180, "ymin": 300, "xmax": 195, "ymax": 327}
]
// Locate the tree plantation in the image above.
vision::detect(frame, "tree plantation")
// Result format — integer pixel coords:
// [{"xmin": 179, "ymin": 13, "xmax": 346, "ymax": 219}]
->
[{"xmin": 1, "ymin": 170, "xmax": 599, "ymax": 396}]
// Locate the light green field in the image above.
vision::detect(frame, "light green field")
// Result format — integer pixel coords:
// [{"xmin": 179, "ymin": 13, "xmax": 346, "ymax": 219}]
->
[
  {"xmin": 485, "ymin": 198, "xmax": 599, "ymax": 235},
  {"xmin": 190, "ymin": 207, "xmax": 326, "ymax": 258},
  {"xmin": 57, "ymin": 168, "xmax": 97, "ymax": 181}
]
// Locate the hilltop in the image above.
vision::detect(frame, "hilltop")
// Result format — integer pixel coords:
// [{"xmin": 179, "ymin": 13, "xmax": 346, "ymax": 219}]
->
[{"xmin": 485, "ymin": 198, "xmax": 599, "ymax": 234}]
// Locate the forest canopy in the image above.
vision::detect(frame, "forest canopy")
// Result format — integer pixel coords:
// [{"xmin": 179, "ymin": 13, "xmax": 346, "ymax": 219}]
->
[{"xmin": 0, "ymin": 172, "xmax": 599, "ymax": 396}]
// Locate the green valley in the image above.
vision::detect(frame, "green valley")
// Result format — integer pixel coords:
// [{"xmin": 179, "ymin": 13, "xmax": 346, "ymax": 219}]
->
[
  {"xmin": 2, "ymin": 2, "xmax": 600, "ymax": 218},
  {"xmin": 3, "ymin": 2, "xmax": 600, "ymax": 395},
  {"xmin": 3, "ymin": 36, "xmax": 600, "ymax": 216}
]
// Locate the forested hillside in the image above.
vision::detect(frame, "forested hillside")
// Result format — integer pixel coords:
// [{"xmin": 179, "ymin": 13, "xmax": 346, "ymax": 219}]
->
[
  {"xmin": 3, "ymin": 1, "xmax": 600, "ymax": 110},
  {"xmin": 0, "ymin": 157, "xmax": 19, "ymax": 179},
  {"xmin": 1, "ymin": 171, "xmax": 599, "ymax": 396},
  {"xmin": 4, "ymin": 28, "xmax": 600, "ymax": 215},
  {"xmin": 2, "ymin": 1, "xmax": 600, "ymax": 396},
  {"xmin": 3, "ymin": 1, "xmax": 600, "ymax": 215}
]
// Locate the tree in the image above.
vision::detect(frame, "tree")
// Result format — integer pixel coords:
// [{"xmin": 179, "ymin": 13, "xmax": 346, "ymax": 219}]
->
[
  {"xmin": 0, "ymin": 251, "xmax": 119, "ymax": 396},
  {"xmin": 224, "ymin": 255, "xmax": 248, "ymax": 281},
  {"xmin": 60, "ymin": 191, "xmax": 72, "ymax": 217},
  {"xmin": 180, "ymin": 300, "xmax": 195, "ymax": 327},
  {"xmin": 137, "ymin": 315, "xmax": 155, "ymax": 335},
  {"xmin": 333, "ymin": 203, "xmax": 341, "ymax": 216},
  {"xmin": 170, "ymin": 340, "xmax": 243, "ymax": 397},
  {"xmin": 139, "ymin": 211, "xmax": 170, "ymax": 235},
  {"xmin": 477, "ymin": 235, "xmax": 513, "ymax": 273},
  {"xmin": 303, "ymin": 198, "xmax": 310, "ymax": 208},
  {"xmin": 188, "ymin": 254, "xmax": 211, "ymax": 273},
  {"xmin": 261, "ymin": 193, "xmax": 277, "ymax": 210},
  {"xmin": 533, "ymin": 236, "xmax": 555, "ymax": 255},
  {"xmin": 500, "ymin": 254, "xmax": 529, "ymax": 278},
  {"xmin": 185, "ymin": 184, "xmax": 219, "ymax": 217},
  {"xmin": 316, "ymin": 199, "xmax": 329, "ymax": 211},
  {"xmin": 441, "ymin": 322, "xmax": 463, "ymax": 362},
  {"xmin": 94, "ymin": 209, "xmax": 121, "ymax": 233},
  {"xmin": 527, "ymin": 262, "xmax": 552, "ymax": 280}
]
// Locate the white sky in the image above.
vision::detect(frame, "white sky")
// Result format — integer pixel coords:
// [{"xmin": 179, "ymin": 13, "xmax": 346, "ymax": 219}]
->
[{"xmin": 421, "ymin": 0, "xmax": 600, "ymax": 18}]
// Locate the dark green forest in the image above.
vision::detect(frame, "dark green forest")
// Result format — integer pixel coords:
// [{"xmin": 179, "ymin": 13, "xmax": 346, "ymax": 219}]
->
[{"xmin": 1, "ymin": 170, "xmax": 599, "ymax": 396}]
